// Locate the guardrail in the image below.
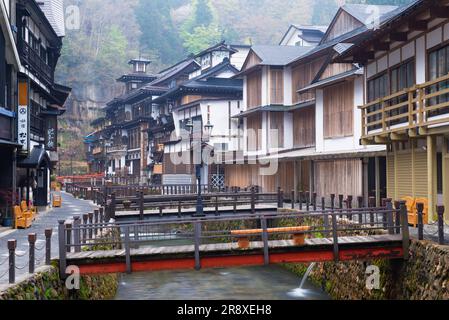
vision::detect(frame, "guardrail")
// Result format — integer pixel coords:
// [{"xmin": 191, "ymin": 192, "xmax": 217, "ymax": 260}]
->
[{"xmin": 0, "ymin": 229, "xmax": 53, "ymax": 284}]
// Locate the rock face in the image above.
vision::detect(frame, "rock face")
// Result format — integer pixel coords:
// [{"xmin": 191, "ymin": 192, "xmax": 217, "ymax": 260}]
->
[{"xmin": 284, "ymin": 240, "xmax": 449, "ymax": 300}]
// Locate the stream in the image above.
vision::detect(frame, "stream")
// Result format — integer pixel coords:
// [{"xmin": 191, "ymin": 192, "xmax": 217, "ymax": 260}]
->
[{"xmin": 115, "ymin": 265, "xmax": 330, "ymax": 300}]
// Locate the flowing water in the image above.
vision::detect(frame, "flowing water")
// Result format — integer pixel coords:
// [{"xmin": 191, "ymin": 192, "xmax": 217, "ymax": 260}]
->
[{"xmin": 115, "ymin": 265, "xmax": 329, "ymax": 300}]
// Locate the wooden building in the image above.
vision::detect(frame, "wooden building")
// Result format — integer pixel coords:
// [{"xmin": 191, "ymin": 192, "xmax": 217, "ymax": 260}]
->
[
  {"xmin": 336, "ymin": 0, "xmax": 449, "ymax": 221},
  {"xmin": 225, "ymin": 3, "xmax": 399, "ymax": 205},
  {"xmin": 152, "ymin": 43, "xmax": 245, "ymax": 188},
  {"xmin": 14, "ymin": 0, "xmax": 70, "ymax": 208},
  {"xmin": 85, "ymin": 58, "xmax": 158, "ymax": 184},
  {"xmin": 0, "ymin": 0, "xmax": 21, "ymax": 222}
]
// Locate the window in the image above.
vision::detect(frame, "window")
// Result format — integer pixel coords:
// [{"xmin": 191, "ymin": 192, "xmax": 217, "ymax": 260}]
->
[
  {"xmin": 390, "ymin": 60, "xmax": 415, "ymax": 94},
  {"xmin": 389, "ymin": 60, "xmax": 415, "ymax": 126},
  {"xmin": 367, "ymin": 73, "xmax": 389, "ymax": 131},
  {"xmin": 428, "ymin": 45, "xmax": 449, "ymax": 116},
  {"xmin": 270, "ymin": 69, "xmax": 284, "ymax": 104}
]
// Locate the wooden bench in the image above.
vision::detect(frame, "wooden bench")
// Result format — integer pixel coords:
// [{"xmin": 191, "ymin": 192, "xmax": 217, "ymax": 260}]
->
[
  {"xmin": 20, "ymin": 201, "xmax": 36, "ymax": 221},
  {"xmin": 53, "ymin": 194, "xmax": 62, "ymax": 207},
  {"xmin": 14, "ymin": 206, "xmax": 32, "ymax": 229},
  {"xmin": 231, "ymin": 226, "xmax": 311, "ymax": 249}
]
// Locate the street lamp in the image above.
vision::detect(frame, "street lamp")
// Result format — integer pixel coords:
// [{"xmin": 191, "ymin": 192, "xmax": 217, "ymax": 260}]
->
[{"xmin": 185, "ymin": 118, "xmax": 214, "ymax": 217}]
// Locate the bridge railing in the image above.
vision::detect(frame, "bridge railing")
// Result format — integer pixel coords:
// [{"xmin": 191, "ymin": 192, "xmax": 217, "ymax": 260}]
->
[
  {"xmin": 58, "ymin": 200, "xmax": 410, "ymax": 274},
  {"xmin": 104, "ymin": 189, "xmax": 280, "ymax": 220}
]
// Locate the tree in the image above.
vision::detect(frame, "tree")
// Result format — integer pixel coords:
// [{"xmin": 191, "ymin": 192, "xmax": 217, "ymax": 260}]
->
[
  {"xmin": 182, "ymin": 25, "xmax": 223, "ymax": 53},
  {"xmin": 135, "ymin": 0, "xmax": 186, "ymax": 65}
]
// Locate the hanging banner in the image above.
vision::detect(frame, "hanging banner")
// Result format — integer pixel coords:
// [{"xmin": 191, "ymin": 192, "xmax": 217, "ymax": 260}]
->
[
  {"xmin": 45, "ymin": 116, "xmax": 57, "ymax": 151},
  {"xmin": 18, "ymin": 81, "xmax": 29, "ymax": 152}
]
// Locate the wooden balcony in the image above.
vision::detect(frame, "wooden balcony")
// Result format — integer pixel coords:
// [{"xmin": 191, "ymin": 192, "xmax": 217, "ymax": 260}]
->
[
  {"xmin": 106, "ymin": 145, "xmax": 128, "ymax": 154},
  {"xmin": 360, "ymin": 73, "xmax": 449, "ymax": 144},
  {"xmin": 92, "ymin": 147, "xmax": 103, "ymax": 155},
  {"xmin": 20, "ymin": 40, "xmax": 54, "ymax": 85}
]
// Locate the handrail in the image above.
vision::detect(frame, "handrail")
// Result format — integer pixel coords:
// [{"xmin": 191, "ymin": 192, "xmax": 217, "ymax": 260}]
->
[{"xmin": 360, "ymin": 72, "xmax": 449, "ymax": 138}]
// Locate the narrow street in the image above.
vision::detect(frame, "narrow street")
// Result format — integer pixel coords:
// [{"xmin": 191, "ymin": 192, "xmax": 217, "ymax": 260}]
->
[{"xmin": 0, "ymin": 193, "xmax": 97, "ymax": 285}]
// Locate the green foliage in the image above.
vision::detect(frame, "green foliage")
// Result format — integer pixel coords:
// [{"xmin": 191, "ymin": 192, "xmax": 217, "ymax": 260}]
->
[
  {"xmin": 180, "ymin": 0, "xmax": 223, "ymax": 54},
  {"xmin": 182, "ymin": 24, "xmax": 223, "ymax": 54},
  {"xmin": 135, "ymin": 0, "xmax": 185, "ymax": 64}
]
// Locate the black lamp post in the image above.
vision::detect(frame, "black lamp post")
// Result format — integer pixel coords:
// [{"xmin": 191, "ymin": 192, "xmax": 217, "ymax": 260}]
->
[{"xmin": 185, "ymin": 118, "xmax": 214, "ymax": 217}]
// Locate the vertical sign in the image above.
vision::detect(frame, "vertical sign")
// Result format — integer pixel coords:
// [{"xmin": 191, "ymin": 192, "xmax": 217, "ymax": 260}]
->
[
  {"xmin": 18, "ymin": 82, "xmax": 29, "ymax": 152},
  {"xmin": 46, "ymin": 116, "xmax": 57, "ymax": 151}
]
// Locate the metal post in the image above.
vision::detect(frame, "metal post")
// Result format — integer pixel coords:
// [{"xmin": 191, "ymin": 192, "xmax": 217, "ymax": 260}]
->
[
  {"xmin": 400, "ymin": 201, "xmax": 410, "ymax": 260},
  {"xmin": 139, "ymin": 191, "xmax": 144, "ymax": 221},
  {"xmin": 82, "ymin": 214, "xmax": 88, "ymax": 244},
  {"xmin": 394, "ymin": 201, "xmax": 401, "ymax": 234},
  {"xmin": 58, "ymin": 220, "xmax": 67, "ymax": 279},
  {"xmin": 305, "ymin": 191, "xmax": 310, "ymax": 211},
  {"xmin": 299, "ymin": 191, "xmax": 303, "ymax": 211},
  {"xmin": 357, "ymin": 196, "xmax": 364, "ymax": 225},
  {"xmin": 322, "ymin": 197, "xmax": 329, "ymax": 236},
  {"xmin": 369, "ymin": 197, "xmax": 376, "ymax": 227},
  {"xmin": 124, "ymin": 226, "xmax": 131, "ymax": 274},
  {"xmin": 73, "ymin": 216, "xmax": 81, "ymax": 253},
  {"xmin": 261, "ymin": 218, "xmax": 269, "ymax": 265},
  {"xmin": 437, "ymin": 206, "xmax": 445, "ymax": 245},
  {"xmin": 331, "ymin": 214, "xmax": 339, "ymax": 262},
  {"xmin": 347, "ymin": 195, "xmax": 353, "ymax": 220},
  {"xmin": 45, "ymin": 229, "xmax": 52, "ymax": 265},
  {"xmin": 88, "ymin": 212, "xmax": 94, "ymax": 240},
  {"xmin": 312, "ymin": 193, "xmax": 317, "ymax": 211},
  {"xmin": 99, "ymin": 207, "xmax": 104, "ymax": 234},
  {"xmin": 28, "ymin": 233, "xmax": 36, "ymax": 274},
  {"xmin": 215, "ymin": 196, "xmax": 219, "ymax": 216},
  {"xmin": 66, "ymin": 223, "xmax": 72, "ymax": 253},
  {"xmin": 386, "ymin": 199, "xmax": 395, "ymax": 235},
  {"xmin": 339, "ymin": 195, "xmax": 344, "ymax": 218},
  {"xmin": 291, "ymin": 190, "xmax": 295, "ymax": 209},
  {"xmin": 330, "ymin": 194, "xmax": 335, "ymax": 211},
  {"xmin": 251, "ymin": 189, "xmax": 256, "ymax": 214},
  {"xmin": 8, "ymin": 240, "xmax": 16, "ymax": 284},
  {"xmin": 194, "ymin": 222, "xmax": 201, "ymax": 270},
  {"xmin": 417, "ymin": 203, "xmax": 424, "ymax": 240},
  {"xmin": 111, "ymin": 193, "xmax": 116, "ymax": 220}
]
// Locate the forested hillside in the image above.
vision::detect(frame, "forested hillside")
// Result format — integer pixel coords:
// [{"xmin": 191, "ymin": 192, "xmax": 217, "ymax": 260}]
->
[{"xmin": 56, "ymin": 0, "xmax": 412, "ymax": 172}]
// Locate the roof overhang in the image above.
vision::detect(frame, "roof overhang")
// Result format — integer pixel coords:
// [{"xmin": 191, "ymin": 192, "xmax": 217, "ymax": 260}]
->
[
  {"xmin": 1, "ymin": 1, "xmax": 20, "ymax": 69},
  {"xmin": 232, "ymin": 101, "xmax": 315, "ymax": 119},
  {"xmin": 297, "ymin": 68, "xmax": 363, "ymax": 93},
  {"xmin": 17, "ymin": 145, "xmax": 51, "ymax": 169}
]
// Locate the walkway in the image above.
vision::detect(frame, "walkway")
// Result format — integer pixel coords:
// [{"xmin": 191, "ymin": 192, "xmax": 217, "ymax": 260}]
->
[{"xmin": 0, "ymin": 192, "xmax": 97, "ymax": 284}]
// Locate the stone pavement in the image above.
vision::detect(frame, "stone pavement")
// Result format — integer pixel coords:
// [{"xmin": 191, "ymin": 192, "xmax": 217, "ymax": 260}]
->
[{"xmin": 0, "ymin": 192, "xmax": 97, "ymax": 284}]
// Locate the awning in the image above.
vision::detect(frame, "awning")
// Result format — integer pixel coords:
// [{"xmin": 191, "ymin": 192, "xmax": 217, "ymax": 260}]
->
[
  {"xmin": 297, "ymin": 68, "xmax": 363, "ymax": 94},
  {"xmin": 0, "ymin": 139, "xmax": 21, "ymax": 149},
  {"xmin": 232, "ymin": 100, "xmax": 315, "ymax": 119},
  {"xmin": 17, "ymin": 146, "xmax": 51, "ymax": 169}
]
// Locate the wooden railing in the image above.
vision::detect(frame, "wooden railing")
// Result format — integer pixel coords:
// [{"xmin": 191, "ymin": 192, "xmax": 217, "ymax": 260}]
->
[
  {"xmin": 360, "ymin": 73, "xmax": 449, "ymax": 140},
  {"xmin": 20, "ymin": 40, "xmax": 53, "ymax": 85}
]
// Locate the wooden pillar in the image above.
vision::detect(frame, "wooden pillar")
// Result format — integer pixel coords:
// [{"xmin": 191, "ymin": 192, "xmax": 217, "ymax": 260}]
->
[
  {"xmin": 362, "ymin": 158, "xmax": 370, "ymax": 207},
  {"xmin": 427, "ymin": 135, "xmax": 437, "ymax": 222},
  {"xmin": 374, "ymin": 156, "xmax": 381, "ymax": 207},
  {"xmin": 443, "ymin": 137, "xmax": 449, "ymax": 223}
]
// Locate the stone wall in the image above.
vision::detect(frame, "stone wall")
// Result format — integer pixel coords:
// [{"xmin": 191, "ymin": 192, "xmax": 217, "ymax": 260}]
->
[
  {"xmin": 0, "ymin": 265, "xmax": 118, "ymax": 300},
  {"xmin": 284, "ymin": 240, "xmax": 449, "ymax": 300}
]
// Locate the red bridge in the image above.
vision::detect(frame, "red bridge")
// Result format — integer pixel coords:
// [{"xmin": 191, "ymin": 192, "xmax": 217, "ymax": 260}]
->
[{"xmin": 57, "ymin": 203, "xmax": 410, "ymax": 276}]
